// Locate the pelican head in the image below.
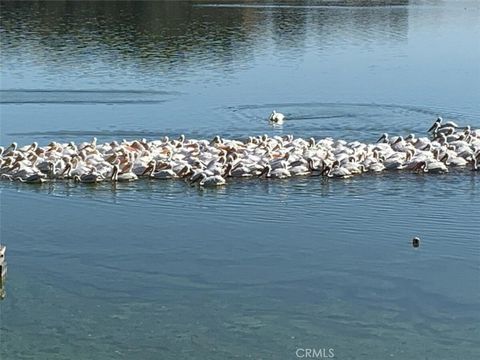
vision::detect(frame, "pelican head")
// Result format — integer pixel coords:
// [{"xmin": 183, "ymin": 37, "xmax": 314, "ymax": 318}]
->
[
  {"xmin": 189, "ymin": 171, "xmax": 204, "ymax": 184},
  {"xmin": 28, "ymin": 142, "xmax": 38, "ymax": 152},
  {"xmin": 269, "ymin": 110, "xmax": 284, "ymax": 123},
  {"xmin": 258, "ymin": 164, "xmax": 272, "ymax": 178},
  {"xmin": 321, "ymin": 165, "xmax": 331, "ymax": 176},
  {"xmin": 5, "ymin": 142, "xmax": 17, "ymax": 154},
  {"xmin": 405, "ymin": 134, "xmax": 415, "ymax": 142},
  {"xmin": 211, "ymin": 135, "xmax": 222, "ymax": 145},
  {"xmin": 269, "ymin": 110, "xmax": 277, "ymax": 121},
  {"xmin": 428, "ymin": 118, "xmax": 442, "ymax": 132},
  {"xmin": 377, "ymin": 133, "xmax": 388, "ymax": 143},
  {"xmin": 439, "ymin": 133, "xmax": 448, "ymax": 144}
]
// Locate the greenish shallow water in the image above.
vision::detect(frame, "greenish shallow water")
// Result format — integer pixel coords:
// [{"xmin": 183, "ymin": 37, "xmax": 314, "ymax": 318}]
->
[{"xmin": 1, "ymin": 1, "xmax": 479, "ymax": 359}]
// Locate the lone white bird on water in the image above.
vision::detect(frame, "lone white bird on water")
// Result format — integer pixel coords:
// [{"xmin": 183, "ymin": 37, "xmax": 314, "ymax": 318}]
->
[{"xmin": 269, "ymin": 110, "xmax": 285, "ymax": 124}]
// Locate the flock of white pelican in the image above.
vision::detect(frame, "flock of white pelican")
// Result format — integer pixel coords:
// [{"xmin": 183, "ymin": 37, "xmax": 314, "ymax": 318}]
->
[{"xmin": 0, "ymin": 117, "xmax": 478, "ymax": 187}]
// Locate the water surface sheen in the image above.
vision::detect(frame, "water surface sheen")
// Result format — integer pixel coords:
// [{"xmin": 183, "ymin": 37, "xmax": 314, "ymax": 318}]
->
[{"xmin": 1, "ymin": 1, "xmax": 479, "ymax": 359}]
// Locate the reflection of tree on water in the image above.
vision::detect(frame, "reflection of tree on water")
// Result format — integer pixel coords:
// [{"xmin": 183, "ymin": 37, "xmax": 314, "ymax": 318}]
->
[
  {"xmin": 1, "ymin": 1, "xmax": 258, "ymax": 73},
  {"xmin": 0, "ymin": 1, "xmax": 409, "ymax": 73}
]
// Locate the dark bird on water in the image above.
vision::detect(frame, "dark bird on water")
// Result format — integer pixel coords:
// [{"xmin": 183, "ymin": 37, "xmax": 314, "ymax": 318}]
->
[{"xmin": 412, "ymin": 237, "xmax": 420, "ymax": 248}]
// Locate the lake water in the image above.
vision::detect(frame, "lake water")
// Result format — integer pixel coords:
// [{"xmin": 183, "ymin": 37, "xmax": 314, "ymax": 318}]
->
[{"xmin": 1, "ymin": 1, "xmax": 479, "ymax": 359}]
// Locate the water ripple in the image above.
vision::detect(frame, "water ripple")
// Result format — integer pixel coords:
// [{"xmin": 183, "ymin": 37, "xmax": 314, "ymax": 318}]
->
[{"xmin": 0, "ymin": 89, "xmax": 178, "ymax": 105}]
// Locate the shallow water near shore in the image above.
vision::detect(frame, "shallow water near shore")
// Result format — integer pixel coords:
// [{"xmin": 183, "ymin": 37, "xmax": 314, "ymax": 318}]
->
[{"xmin": 1, "ymin": 1, "xmax": 479, "ymax": 359}]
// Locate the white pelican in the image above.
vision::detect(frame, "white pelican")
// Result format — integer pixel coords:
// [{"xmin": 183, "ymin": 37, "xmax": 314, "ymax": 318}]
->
[
  {"xmin": 289, "ymin": 164, "xmax": 310, "ymax": 176},
  {"xmin": 228, "ymin": 163, "xmax": 254, "ymax": 177},
  {"xmin": 428, "ymin": 117, "xmax": 459, "ymax": 132},
  {"xmin": 426, "ymin": 159, "xmax": 448, "ymax": 173},
  {"xmin": 4, "ymin": 142, "xmax": 17, "ymax": 155},
  {"xmin": 442, "ymin": 153, "xmax": 467, "ymax": 167},
  {"xmin": 111, "ymin": 164, "xmax": 138, "ymax": 182},
  {"xmin": 362, "ymin": 151, "xmax": 385, "ymax": 172},
  {"xmin": 439, "ymin": 118, "xmax": 459, "ymax": 129},
  {"xmin": 376, "ymin": 133, "xmax": 400, "ymax": 144},
  {"xmin": 269, "ymin": 110, "xmax": 285, "ymax": 124},
  {"xmin": 74, "ymin": 171, "xmax": 104, "ymax": 183},
  {"xmin": 383, "ymin": 151, "xmax": 410, "ymax": 170},
  {"xmin": 143, "ymin": 162, "xmax": 178, "ymax": 180},
  {"xmin": 259, "ymin": 164, "xmax": 291, "ymax": 179},
  {"xmin": 18, "ymin": 142, "xmax": 38, "ymax": 153},
  {"xmin": 321, "ymin": 164, "xmax": 351, "ymax": 178},
  {"xmin": 410, "ymin": 161, "xmax": 427, "ymax": 173},
  {"xmin": 340, "ymin": 158, "xmax": 364, "ymax": 175},
  {"xmin": 192, "ymin": 173, "xmax": 226, "ymax": 187},
  {"xmin": 16, "ymin": 173, "xmax": 46, "ymax": 183},
  {"xmin": 405, "ymin": 134, "xmax": 432, "ymax": 149}
]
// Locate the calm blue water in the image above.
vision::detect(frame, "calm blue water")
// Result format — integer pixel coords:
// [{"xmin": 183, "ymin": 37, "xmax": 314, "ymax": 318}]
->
[{"xmin": 1, "ymin": 1, "xmax": 479, "ymax": 359}]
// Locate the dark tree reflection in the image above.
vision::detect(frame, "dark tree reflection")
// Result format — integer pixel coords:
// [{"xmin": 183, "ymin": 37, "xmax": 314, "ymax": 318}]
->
[{"xmin": 0, "ymin": 1, "xmax": 409, "ymax": 75}]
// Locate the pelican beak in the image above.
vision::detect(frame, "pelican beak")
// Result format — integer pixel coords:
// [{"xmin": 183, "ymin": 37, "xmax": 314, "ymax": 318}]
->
[
  {"xmin": 60, "ymin": 164, "xmax": 70, "ymax": 176},
  {"xmin": 376, "ymin": 135, "xmax": 385, "ymax": 143},
  {"xmin": 141, "ymin": 165, "xmax": 152, "ymax": 176},
  {"xmin": 427, "ymin": 121, "xmax": 439, "ymax": 132}
]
